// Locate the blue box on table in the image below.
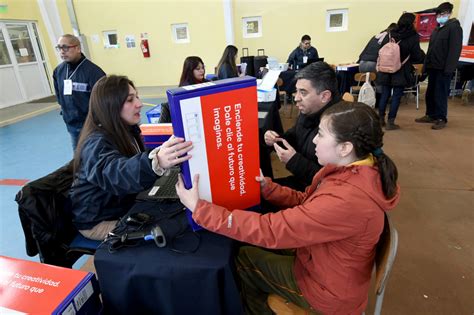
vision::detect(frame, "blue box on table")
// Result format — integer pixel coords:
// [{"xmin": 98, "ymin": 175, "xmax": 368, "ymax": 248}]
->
[{"xmin": 146, "ymin": 104, "xmax": 162, "ymax": 123}]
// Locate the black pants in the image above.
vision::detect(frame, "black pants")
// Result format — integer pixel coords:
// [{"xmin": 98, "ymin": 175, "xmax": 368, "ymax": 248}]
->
[{"xmin": 425, "ymin": 69, "xmax": 452, "ymax": 122}]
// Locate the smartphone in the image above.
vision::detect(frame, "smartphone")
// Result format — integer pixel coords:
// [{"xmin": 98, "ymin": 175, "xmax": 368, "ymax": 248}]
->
[{"xmin": 275, "ymin": 141, "xmax": 287, "ymax": 150}]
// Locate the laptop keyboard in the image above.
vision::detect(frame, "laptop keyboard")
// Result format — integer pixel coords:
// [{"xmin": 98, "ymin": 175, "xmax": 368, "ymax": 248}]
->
[{"xmin": 148, "ymin": 171, "xmax": 179, "ymax": 198}]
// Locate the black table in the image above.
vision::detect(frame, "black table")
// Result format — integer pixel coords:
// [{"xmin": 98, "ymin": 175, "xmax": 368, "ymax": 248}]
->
[
  {"xmin": 335, "ymin": 64, "xmax": 359, "ymax": 94},
  {"xmin": 94, "ymin": 203, "xmax": 243, "ymax": 315}
]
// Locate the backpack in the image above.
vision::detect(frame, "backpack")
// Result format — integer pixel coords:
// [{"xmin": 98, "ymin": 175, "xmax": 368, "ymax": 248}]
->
[
  {"xmin": 376, "ymin": 35, "xmax": 409, "ymax": 73},
  {"xmin": 357, "ymin": 73, "xmax": 376, "ymax": 108}
]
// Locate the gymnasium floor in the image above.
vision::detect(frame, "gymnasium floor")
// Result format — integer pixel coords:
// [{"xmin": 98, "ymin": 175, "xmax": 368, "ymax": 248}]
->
[{"xmin": 0, "ymin": 90, "xmax": 473, "ymax": 314}]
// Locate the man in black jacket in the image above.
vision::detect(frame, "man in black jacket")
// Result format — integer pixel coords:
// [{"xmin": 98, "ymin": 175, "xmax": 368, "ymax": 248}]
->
[
  {"xmin": 263, "ymin": 62, "xmax": 340, "ymax": 191},
  {"xmin": 415, "ymin": 2, "xmax": 463, "ymax": 130}
]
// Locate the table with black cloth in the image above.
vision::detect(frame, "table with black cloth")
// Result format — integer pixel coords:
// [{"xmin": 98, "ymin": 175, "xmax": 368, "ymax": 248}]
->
[
  {"xmin": 279, "ymin": 70, "xmax": 297, "ymax": 95},
  {"xmin": 258, "ymin": 97, "xmax": 284, "ymax": 178},
  {"xmin": 94, "ymin": 201, "xmax": 243, "ymax": 315},
  {"xmin": 335, "ymin": 64, "xmax": 359, "ymax": 94}
]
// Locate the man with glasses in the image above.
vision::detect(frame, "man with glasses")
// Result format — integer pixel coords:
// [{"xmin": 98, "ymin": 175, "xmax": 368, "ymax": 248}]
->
[
  {"xmin": 287, "ymin": 35, "xmax": 319, "ymax": 71},
  {"xmin": 415, "ymin": 2, "xmax": 462, "ymax": 130},
  {"xmin": 53, "ymin": 34, "xmax": 105, "ymax": 149}
]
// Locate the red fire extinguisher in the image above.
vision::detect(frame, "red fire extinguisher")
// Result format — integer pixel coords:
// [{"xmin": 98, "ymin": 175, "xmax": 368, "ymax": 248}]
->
[{"xmin": 141, "ymin": 38, "xmax": 150, "ymax": 58}]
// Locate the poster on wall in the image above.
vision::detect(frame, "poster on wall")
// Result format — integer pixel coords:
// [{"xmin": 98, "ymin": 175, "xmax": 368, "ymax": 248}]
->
[
  {"xmin": 242, "ymin": 16, "xmax": 262, "ymax": 38},
  {"xmin": 415, "ymin": 13, "xmax": 437, "ymax": 42},
  {"xmin": 125, "ymin": 35, "xmax": 136, "ymax": 48}
]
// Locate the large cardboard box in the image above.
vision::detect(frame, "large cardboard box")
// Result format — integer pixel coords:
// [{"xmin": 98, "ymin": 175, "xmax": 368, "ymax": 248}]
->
[
  {"xmin": 167, "ymin": 77, "xmax": 261, "ymax": 230},
  {"xmin": 0, "ymin": 256, "xmax": 102, "ymax": 314}
]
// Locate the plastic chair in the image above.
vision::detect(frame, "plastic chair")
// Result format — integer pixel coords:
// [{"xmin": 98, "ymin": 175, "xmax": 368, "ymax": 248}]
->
[
  {"xmin": 268, "ymin": 213, "xmax": 398, "ymax": 315},
  {"xmin": 403, "ymin": 64, "xmax": 423, "ymax": 110},
  {"xmin": 342, "ymin": 92, "xmax": 355, "ymax": 102},
  {"xmin": 350, "ymin": 72, "xmax": 377, "ymax": 96}
]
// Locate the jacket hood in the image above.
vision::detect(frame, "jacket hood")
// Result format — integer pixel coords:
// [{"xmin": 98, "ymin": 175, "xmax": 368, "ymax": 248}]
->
[
  {"xmin": 315, "ymin": 163, "xmax": 400, "ymax": 212},
  {"xmin": 393, "ymin": 28, "xmax": 417, "ymax": 40}
]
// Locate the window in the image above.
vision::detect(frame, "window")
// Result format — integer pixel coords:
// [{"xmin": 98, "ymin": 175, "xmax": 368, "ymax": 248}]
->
[
  {"xmin": 242, "ymin": 16, "xmax": 262, "ymax": 38},
  {"xmin": 326, "ymin": 9, "xmax": 348, "ymax": 32},
  {"xmin": 103, "ymin": 30, "xmax": 119, "ymax": 48},
  {"xmin": 172, "ymin": 23, "xmax": 190, "ymax": 44}
]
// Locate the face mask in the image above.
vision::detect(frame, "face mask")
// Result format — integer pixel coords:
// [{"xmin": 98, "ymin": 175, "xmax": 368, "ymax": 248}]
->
[{"xmin": 437, "ymin": 16, "xmax": 449, "ymax": 24}]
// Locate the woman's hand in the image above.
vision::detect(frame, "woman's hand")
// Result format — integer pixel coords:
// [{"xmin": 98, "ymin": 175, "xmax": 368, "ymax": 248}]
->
[
  {"xmin": 176, "ymin": 174, "xmax": 200, "ymax": 212},
  {"xmin": 255, "ymin": 169, "xmax": 267, "ymax": 189},
  {"xmin": 157, "ymin": 135, "xmax": 193, "ymax": 169}
]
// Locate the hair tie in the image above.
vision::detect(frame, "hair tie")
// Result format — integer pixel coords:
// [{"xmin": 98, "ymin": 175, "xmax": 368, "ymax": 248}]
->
[{"xmin": 373, "ymin": 147, "xmax": 384, "ymax": 157}]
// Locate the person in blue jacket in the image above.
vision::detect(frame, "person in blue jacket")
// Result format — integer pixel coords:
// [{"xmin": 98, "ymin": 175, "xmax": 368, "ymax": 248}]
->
[
  {"xmin": 53, "ymin": 34, "xmax": 106, "ymax": 150},
  {"xmin": 287, "ymin": 35, "xmax": 319, "ymax": 70},
  {"xmin": 70, "ymin": 75, "xmax": 193, "ymax": 240}
]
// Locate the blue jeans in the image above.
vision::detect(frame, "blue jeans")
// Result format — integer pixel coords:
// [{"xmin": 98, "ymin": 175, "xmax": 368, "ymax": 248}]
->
[{"xmin": 378, "ymin": 86, "xmax": 404, "ymax": 121}]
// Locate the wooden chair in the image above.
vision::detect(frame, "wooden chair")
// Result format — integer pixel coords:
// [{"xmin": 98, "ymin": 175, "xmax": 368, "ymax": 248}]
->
[
  {"xmin": 267, "ymin": 213, "xmax": 399, "ymax": 315},
  {"xmin": 342, "ymin": 92, "xmax": 355, "ymax": 102},
  {"xmin": 350, "ymin": 72, "xmax": 376, "ymax": 96},
  {"xmin": 403, "ymin": 64, "xmax": 423, "ymax": 110}
]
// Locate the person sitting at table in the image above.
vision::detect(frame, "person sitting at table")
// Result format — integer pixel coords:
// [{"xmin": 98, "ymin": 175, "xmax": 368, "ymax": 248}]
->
[
  {"xmin": 376, "ymin": 12, "xmax": 424, "ymax": 130},
  {"xmin": 176, "ymin": 101, "xmax": 400, "ymax": 315},
  {"xmin": 70, "ymin": 75, "xmax": 193, "ymax": 240},
  {"xmin": 287, "ymin": 35, "xmax": 319, "ymax": 71},
  {"xmin": 217, "ymin": 45, "xmax": 242, "ymax": 79},
  {"xmin": 179, "ymin": 56, "xmax": 208, "ymax": 86},
  {"xmin": 159, "ymin": 56, "xmax": 209, "ymax": 123},
  {"xmin": 262, "ymin": 61, "xmax": 341, "ymax": 191}
]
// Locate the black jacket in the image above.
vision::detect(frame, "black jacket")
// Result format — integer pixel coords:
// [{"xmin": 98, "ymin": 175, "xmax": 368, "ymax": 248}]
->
[
  {"xmin": 217, "ymin": 63, "xmax": 238, "ymax": 79},
  {"xmin": 376, "ymin": 29, "xmax": 425, "ymax": 87},
  {"xmin": 53, "ymin": 54, "xmax": 105, "ymax": 131},
  {"xmin": 15, "ymin": 161, "xmax": 78, "ymax": 267},
  {"xmin": 425, "ymin": 18, "xmax": 463, "ymax": 74},
  {"xmin": 358, "ymin": 32, "xmax": 388, "ymax": 62},
  {"xmin": 70, "ymin": 128, "xmax": 157, "ymax": 230},
  {"xmin": 282, "ymin": 95, "xmax": 341, "ymax": 186}
]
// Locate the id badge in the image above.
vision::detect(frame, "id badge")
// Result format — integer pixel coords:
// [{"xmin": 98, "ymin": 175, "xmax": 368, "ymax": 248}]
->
[
  {"xmin": 303, "ymin": 56, "xmax": 308, "ymax": 64},
  {"xmin": 63, "ymin": 79, "xmax": 73, "ymax": 95}
]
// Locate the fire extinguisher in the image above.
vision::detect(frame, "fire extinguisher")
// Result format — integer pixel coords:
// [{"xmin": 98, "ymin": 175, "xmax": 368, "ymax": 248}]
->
[{"xmin": 141, "ymin": 38, "xmax": 150, "ymax": 58}]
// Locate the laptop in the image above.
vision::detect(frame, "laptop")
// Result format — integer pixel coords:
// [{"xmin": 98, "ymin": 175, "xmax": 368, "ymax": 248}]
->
[
  {"xmin": 300, "ymin": 57, "xmax": 325, "ymax": 69},
  {"xmin": 137, "ymin": 167, "xmax": 180, "ymax": 200}
]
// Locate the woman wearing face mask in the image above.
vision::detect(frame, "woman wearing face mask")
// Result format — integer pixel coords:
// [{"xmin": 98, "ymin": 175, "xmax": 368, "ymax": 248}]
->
[{"xmin": 415, "ymin": 2, "xmax": 463, "ymax": 130}]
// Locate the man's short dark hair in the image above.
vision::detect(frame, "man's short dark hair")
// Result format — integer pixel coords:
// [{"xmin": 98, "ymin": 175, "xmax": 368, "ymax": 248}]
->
[
  {"xmin": 294, "ymin": 61, "xmax": 339, "ymax": 98},
  {"xmin": 436, "ymin": 2, "xmax": 453, "ymax": 14},
  {"xmin": 301, "ymin": 35, "xmax": 311, "ymax": 42}
]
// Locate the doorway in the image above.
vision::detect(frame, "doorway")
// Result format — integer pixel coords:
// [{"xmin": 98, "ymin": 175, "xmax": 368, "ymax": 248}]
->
[{"xmin": 0, "ymin": 21, "xmax": 51, "ymax": 109}]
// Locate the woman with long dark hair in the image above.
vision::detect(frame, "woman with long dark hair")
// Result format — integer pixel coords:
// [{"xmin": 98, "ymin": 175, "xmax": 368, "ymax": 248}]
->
[
  {"xmin": 376, "ymin": 12, "xmax": 425, "ymax": 130},
  {"xmin": 71, "ymin": 75, "xmax": 193, "ymax": 240},
  {"xmin": 216, "ymin": 45, "xmax": 239, "ymax": 79},
  {"xmin": 179, "ymin": 56, "xmax": 207, "ymax": 86}
]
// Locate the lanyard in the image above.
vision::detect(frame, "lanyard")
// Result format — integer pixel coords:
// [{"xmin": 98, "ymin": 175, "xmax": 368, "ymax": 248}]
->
[{"xmin": 66, "ymin": 58, "xmax": 86, "ymax": 80}]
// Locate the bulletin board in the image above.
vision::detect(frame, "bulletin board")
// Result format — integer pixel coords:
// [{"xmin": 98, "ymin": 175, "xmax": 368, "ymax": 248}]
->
[{"xmin": 415, "ymin": 13, "xmax": 438, "ymax": 42}]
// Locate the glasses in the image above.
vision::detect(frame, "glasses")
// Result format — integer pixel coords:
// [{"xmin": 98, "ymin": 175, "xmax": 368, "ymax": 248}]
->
[{"xmin": 55, "ymin": 45, "xmax": 78, "ymax": 52}]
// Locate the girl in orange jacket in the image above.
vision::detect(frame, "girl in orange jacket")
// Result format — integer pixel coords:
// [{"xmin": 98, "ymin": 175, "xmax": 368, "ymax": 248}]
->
[{"xmin": 176, "ymin": 102, "xmax": 400, "ymax": 314}]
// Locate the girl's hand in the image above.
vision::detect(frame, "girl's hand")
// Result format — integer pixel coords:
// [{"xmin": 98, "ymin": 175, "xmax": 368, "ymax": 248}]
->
[{"xmin": 176, "ymin": 174, "xmax": 200, "ymax": 212}]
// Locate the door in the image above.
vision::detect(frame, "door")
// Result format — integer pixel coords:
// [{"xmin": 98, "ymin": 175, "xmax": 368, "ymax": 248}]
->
[{"xmin": 0, "ymin": 21, "xmax": 51, "ymax": 109}]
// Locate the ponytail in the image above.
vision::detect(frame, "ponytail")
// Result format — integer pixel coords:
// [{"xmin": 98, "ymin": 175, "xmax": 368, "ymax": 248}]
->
[{"xmin": 373, "ymin": 149, "xmax": 398, "ymax": 199}]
